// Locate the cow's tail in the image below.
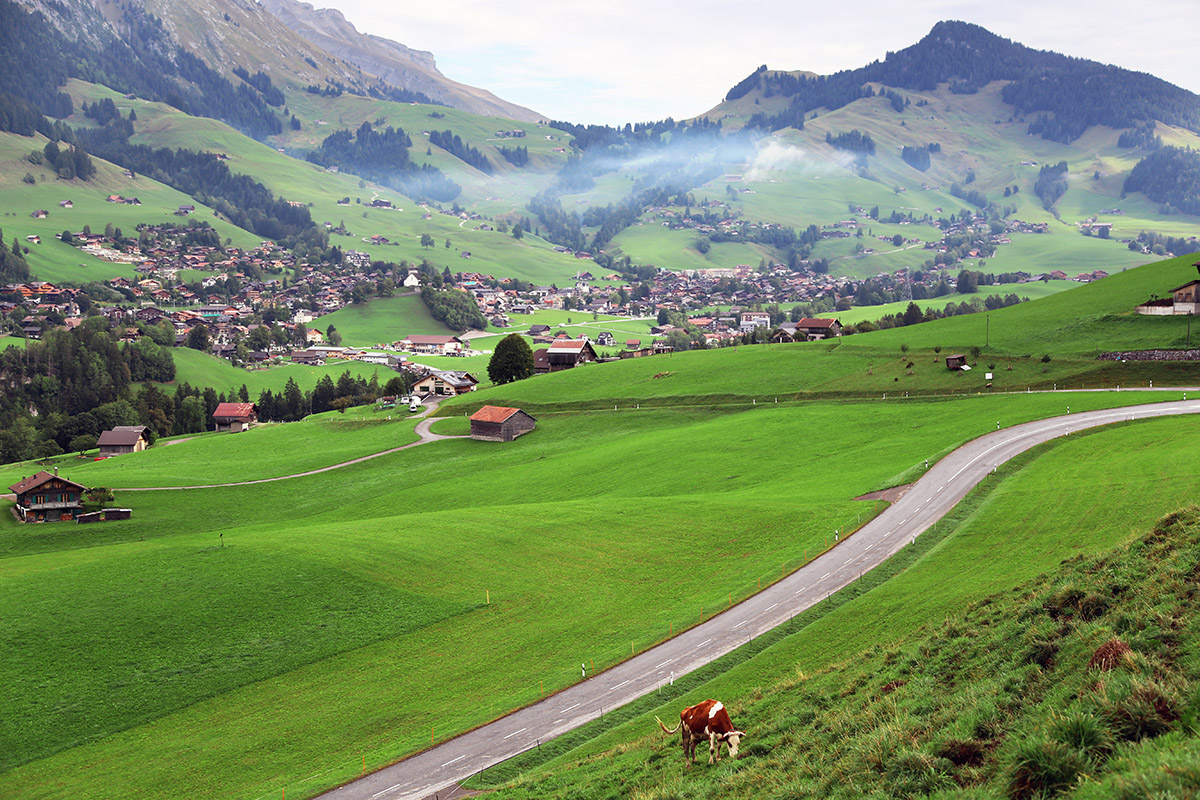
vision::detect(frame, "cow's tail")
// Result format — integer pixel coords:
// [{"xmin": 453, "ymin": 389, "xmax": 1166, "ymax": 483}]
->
[{"xmin": 655, "ymin": 715, "xmax": 681, "ymax": 735}]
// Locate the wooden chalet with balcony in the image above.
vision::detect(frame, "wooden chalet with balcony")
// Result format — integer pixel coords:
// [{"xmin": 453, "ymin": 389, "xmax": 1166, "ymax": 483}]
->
[
  {"xmin": 8, "ymin": 469, "xmax": 87, "ymax": 523},
  {"xmin": 411, "ymin": 369, "xmax": 478, "ymax": 396}
]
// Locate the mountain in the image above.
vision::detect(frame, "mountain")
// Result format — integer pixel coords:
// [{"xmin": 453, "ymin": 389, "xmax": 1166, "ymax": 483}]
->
[
  {"xmin": 11, "ymin": 0, "xmax": 539, "ymax": 123},
  {"xmin": 714, "ymin": 20, "xmax": 1200, "ymax": 143},
  {"xmin": 259, "ymin": 0, "xmax": 543, "ymax": 122}
]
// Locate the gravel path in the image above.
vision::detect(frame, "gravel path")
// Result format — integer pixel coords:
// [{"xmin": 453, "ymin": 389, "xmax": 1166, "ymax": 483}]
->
[{"xmin": 123, "ymin": 399, "xmax": 468, "ymax": 492}]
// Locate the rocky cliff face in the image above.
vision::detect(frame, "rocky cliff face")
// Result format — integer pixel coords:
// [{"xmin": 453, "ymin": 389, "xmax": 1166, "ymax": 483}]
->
[{"xmin": 259, "ymin": 0, "xmax": 542, "ymax": 122}]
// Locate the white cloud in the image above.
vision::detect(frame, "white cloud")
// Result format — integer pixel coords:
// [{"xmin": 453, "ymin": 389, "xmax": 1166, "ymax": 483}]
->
[{"xmin": 330, "ymin": 0, "xmax": 1200, "ymax": 125}]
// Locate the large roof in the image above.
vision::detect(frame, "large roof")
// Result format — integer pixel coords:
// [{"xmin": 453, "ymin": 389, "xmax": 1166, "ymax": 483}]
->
[
  {"xmin": 470, "ymin": 405, "xmax": 518, "ymax": 423},
  {"xmin": 9, "ymin": 470, "xmax": 87, "ymax": 494},
  {"xmin": 797, "ymin": 318, "xmax": 838, "ymax": 328},
  {"xmin": 97, "ymin": 428, "xmax": 147, "ymax": 446},
  {"xmin": 404, "ymin": 334, "xmax": 462, "ymax": 344},
  {"xmin": 470, "ymin": 405, "xmax": 534, "ymax": 424},
  {"xmin": 547, "ymin": 339, "xmax": 589, "ymax": 352}
]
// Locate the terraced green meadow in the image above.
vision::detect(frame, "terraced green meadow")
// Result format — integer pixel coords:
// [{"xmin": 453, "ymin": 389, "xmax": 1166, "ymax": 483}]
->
[{"xmin": 0, "ymin": 388, "xmax": 1174, "ymax": 800}]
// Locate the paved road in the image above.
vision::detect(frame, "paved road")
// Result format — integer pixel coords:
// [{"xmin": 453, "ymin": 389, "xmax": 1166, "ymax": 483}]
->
[{"xmin": 318, "ymin": 397, "xmax": 1200, "ymax": 800}]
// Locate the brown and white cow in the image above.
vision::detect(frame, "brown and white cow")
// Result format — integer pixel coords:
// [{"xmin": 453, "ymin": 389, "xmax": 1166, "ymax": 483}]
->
[{"xmin": 656, "ymin": 699, "xmax": 746, "ymax": 765}]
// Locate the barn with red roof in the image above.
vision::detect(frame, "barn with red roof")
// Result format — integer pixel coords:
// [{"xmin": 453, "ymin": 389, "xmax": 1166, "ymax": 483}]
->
[{"xmin": 212, "ymin": 402, "xmax": 258, "ymax": 432}]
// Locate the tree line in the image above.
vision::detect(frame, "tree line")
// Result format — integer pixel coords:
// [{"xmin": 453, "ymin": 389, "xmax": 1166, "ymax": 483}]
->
[
  {"xmin": 1124, "ymin": 147, "xmax": 1200, "ymax": 216},
  {"xmin": 419, "ymin": 285, "xmax": 487, "ymax": 331},
  {"xmin": 428, "ymin": 129, "xmax": 493, "ymax": 174}
]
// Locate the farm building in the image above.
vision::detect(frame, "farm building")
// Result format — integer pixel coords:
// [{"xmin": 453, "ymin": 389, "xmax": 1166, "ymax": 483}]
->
[
  {"xmin": 544, "ymin": 339, "xmax": 598, "ymax": 371},
  {"xmin": 945, "ymin": 354, "xmax": 968, "ymax": 370},
  {"xmin": 399, "ymin": 334, "xmax": 465, "ymax": 354},
  {"xmin": 97, "ymin": 425, "xmax": 151, "ymax": 457},
  {"xmin": 469, "ymin": 406, "xmax": 537, "ymax": 442},
  {"xmin": 795, "ymin": 318, "xmax": 843, "ymax": 340},
  {"xmin": 212, "ymin": 402, "xmax": 258, "ymax": 432},
  {"xmin": 8, "ymin": 469, "xmax": 87, "ymax": 523},
  {"xmin": 411, "ymin": 369, "xmax": 478, "ymax": 396}
]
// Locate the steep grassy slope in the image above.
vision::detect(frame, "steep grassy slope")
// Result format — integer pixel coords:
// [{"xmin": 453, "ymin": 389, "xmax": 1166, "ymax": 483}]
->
[
  {"xmin": 476, "ymin": 420, "xmax": 1200, "ymax": 799},
  {"xmin": 57, "ymin": 80, "xmax": 584, "ymax": 286},
  {"xmin": 0, "ymin": 128, "xmax": 260, "ymax": 284}
]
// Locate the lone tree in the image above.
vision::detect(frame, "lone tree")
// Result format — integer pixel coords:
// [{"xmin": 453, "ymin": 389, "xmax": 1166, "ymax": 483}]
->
[{"xmin": 487, "ymin": 333, "xmax": 535, "ymax": 385}]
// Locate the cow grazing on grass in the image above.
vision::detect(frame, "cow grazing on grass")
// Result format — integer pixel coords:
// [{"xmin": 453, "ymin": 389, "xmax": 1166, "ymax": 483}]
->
[{"xmin": 656, "ymin": 699, "xmax": 745, "ymax": 765}]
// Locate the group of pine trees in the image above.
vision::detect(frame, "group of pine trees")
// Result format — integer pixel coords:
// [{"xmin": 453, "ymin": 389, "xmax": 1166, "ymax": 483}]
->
[
  {"xmin": 307, "ymin": 121, "xmax": 460, "ymax": 202},
  {"xmin": 419, "ymin": 285, "xmax": 487, "ymax": 331}
]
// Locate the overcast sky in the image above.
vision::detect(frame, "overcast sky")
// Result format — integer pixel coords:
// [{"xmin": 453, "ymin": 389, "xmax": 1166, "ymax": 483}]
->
[{"xmin": 330, "ymin": 0, "xmax": 1200, "ymax": 125}]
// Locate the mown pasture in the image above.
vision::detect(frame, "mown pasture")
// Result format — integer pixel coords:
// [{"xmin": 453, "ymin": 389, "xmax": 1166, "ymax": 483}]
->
[{"xmin": 0, "ymin": 390, "xmax": 1172, "ymax": 799}]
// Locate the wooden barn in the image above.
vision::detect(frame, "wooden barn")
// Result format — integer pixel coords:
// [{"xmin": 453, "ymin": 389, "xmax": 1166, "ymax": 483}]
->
[
  {"xmin": 212, "ymin": 402, "xmax": 258, "ymax": 432},
  {"xmin": 97, "ymin": 425, "xmax": 151, "ymax": 457},
  {"xmin": 469, "ymin": 406, "xmax": 537, "ymax": 442},
  {"xmin": 8, "ymin": 469, "xmax": 87, "ymax": 523},
  {"xmin": 544, "ymin": 339, "xmax": 598, "ymax": 372}
]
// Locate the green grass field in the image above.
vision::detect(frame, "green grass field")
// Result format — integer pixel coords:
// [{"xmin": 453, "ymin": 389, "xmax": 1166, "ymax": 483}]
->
[
  {"xmin": 0, "ymin": 389, "xmax": 1171, "ymax": 799},
  {"xmin": 164, "ymin": 346, "xmax": 395, "ymax": 397},
  {"xmin": 441, "ymin": 253, "xmax": 1200, "ymax": 413},
  {"xmin": 6, "ymin": 68, "xmax": 1200, "ymax": 800},
  {"xmin": 311, "ymin": 293, "xmax": 454, "ymax": 347}
]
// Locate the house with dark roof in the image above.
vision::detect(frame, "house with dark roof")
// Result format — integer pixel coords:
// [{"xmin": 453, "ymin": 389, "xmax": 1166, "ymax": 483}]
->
[
  {"xmin": 544, "ymin": 339, "xmax": 598, "ymax": 371},
  {"xmin": 97, "ymin": 425, "xmax": 151, "ymax": 457},
  {"xmin": 469, "ymin": 406, "xmax": 537, "ymax": 442},
  {"xmin": 212, "ymin": 402, "xmax": 258, "ymax": 432},
  {"xmin": 8, "ymin": 469, "xmax": 87, "ymax": 522}
]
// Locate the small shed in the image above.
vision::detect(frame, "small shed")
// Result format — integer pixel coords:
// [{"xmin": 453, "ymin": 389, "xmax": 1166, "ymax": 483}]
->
[
  {"xmin": 469, "ymin": 406, "xmax": 537, "ymax": 442},
  {"xmin": 945, "ymin": 354, "xmax": 968, "ymax": 370}
]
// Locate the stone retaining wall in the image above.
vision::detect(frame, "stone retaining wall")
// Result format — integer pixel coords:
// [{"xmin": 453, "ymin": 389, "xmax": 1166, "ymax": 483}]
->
[{"xmin": 1098, "ymin": 349, "xmax": 1200, "ymax": 362}]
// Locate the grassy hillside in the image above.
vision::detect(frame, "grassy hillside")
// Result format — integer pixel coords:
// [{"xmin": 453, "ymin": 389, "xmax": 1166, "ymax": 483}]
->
[
  {"xmin": 0, "ymin": 129, "xmax": 260, "ymax": 284},
  {"xmin": 311, "ymin": 292, "xmax": 453, "ymax": 346},
  {"xmin": 57, "ymin": 81, "xmax": 586, "ymax": 287},
  {"xmin": 441, "ymin": 254, "xmax": 1200, "ymax": 413},
  {"xmin": 0, "ymin": 389, "xmax": 1168, "ymax": 800},
  {"xmin": 475, "ymin": 418, "xmax": 1200, "ymax": 799}
]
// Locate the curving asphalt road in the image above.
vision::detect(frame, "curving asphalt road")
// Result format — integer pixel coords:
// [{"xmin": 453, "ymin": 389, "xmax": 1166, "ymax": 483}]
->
[{"xmin": 316, "ymin": 397, "xmax": 1200, "ymax": 800}]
